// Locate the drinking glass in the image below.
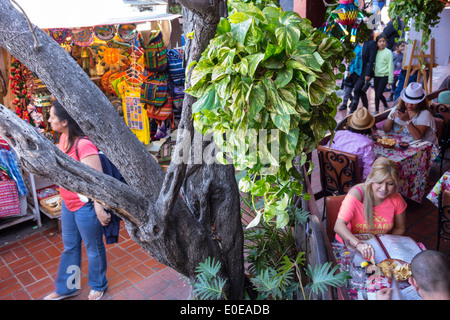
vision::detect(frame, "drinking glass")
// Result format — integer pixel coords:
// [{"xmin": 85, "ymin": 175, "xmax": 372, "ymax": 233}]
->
[{"xmin": 350, "ymin": 265, "xmax": 366, "ymax": 288}]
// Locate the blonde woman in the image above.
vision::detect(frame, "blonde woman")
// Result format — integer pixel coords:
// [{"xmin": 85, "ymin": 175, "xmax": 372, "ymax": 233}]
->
[{"xmin": 334, "ymin": 157, "xmax": 407, "ymax": 260}]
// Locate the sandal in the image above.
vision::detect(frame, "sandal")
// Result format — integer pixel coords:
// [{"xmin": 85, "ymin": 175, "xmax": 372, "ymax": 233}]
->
[
  {"xmin": 43, "ymin": 290, "xmax": 80, "ymax": 300},
  {"xmin": 88, "ymin": 287, "xmax": 107, "ymax": 300}
]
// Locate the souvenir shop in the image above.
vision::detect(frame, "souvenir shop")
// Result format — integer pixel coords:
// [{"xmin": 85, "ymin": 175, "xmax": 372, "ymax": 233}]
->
[{"xmin": 0, "ymin": 13, "xmax": 184, "ymax": 230}]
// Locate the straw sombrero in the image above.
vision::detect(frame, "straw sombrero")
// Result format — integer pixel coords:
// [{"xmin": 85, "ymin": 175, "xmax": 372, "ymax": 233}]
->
[{"xmin": 347, "ymin": 107, "xmax": 375, "ymax": 130}]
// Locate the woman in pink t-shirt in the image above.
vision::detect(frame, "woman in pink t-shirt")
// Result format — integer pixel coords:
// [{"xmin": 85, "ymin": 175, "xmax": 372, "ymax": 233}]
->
[
  {"xmin": 334, "ymin": 157, "xmax": 407, "ymax": 260},
  {"xmin": 44, "ymin": 101, "xmax": 109, "ymax": 301}
]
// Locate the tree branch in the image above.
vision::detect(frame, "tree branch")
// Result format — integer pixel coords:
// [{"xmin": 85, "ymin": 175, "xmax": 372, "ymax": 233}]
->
[
  {"xmin": 0, "ymin": 104, "xmax": 146, "ymax": 226},
  {"xmin": 10, "ymin": 0, "xmax": 41, "ymax": 49}
]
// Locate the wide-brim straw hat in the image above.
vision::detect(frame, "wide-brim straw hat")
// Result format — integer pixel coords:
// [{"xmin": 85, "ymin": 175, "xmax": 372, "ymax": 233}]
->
[
  {"xmin": 347, "ymin": 107, "xmax": 375, "ymax": 130},
  {"xmin": 400, "ymin": 82, "xmax": 426, "ymax": 104}
]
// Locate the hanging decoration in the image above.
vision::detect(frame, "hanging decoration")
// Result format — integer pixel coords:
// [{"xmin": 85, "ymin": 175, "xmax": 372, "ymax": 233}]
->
[
  {"xmin": 94, "ymin": 25, "xmax": 115, "ymax": 41},
  {"xmin": 97, "ymin": 46, "xmax": 128, "ymax": 73},
  {"xmin": 117, "ymin": 24, "xmax": 138, "ymax": 42},
  {"xmin": 71, "ymin": 27, "xmax": 95, "ymax": 47},
  {"xmin": 9, "ymin": 58, "xmax": 33, "ymax": 120},
  {"xmin": 319, "ymin": 0, "xmax": 366, "ymax": 43},
  {"xmin": 48, "ymin": 28, "xmax": 71, "ymax": 45}
]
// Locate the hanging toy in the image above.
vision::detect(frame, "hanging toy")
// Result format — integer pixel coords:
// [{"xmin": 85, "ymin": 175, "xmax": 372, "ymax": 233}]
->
[{"xmin": 320, "ymin": 0, "xmax": 366, "ymax": 43}]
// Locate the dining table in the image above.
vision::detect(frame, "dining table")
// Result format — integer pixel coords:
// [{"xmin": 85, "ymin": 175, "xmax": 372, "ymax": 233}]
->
[
  {"xmin": 372, "ymin": 130, "xmax": 439, "ymax": 203},
  {"xmin": 332, "ymin": 240, "xmax": 425, "ymax": 300},
  {"xmin": 426, "ymin": 170, "xmax": 450, "ymax": 207}
]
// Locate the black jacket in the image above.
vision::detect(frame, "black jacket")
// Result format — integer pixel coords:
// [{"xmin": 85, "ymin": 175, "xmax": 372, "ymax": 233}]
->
[
  {"xmin": 384, "ymin": 18, "xmax": 405, "ymax": 50},
  {"xmin": 361, "ymin": 39, "xmax": 377, "ymax": 78}
]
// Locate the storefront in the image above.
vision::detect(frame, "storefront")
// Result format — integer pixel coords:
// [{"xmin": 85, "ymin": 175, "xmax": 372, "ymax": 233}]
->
[{"xmin": 0, "ymin": 1, "xmax": 182, "ymax": 228}]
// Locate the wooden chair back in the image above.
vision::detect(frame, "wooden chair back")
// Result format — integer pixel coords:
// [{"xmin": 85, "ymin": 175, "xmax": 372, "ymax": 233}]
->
[
  {"xmin": 317, "ymin": 145, "xmax": 361, "ymax": 197},
  {"xmin": 325, "ymin": 195, "xmax": 346, "ymax": 243}
]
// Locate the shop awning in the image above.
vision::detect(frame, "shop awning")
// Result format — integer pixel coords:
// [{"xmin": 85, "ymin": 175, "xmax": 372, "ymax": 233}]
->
[{"xmin": 13, "ymin": 0, "xmax": 181, "ymax": 29}]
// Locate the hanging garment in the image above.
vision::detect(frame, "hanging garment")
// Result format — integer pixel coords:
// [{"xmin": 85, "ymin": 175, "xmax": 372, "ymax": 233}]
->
[
  {"xmin": 121, "ymin": 84, "xmax": 150, "ymax": 144},
  {"xmin": 0, "ymin": 149, "xmax": 28, "ymax": 196}
]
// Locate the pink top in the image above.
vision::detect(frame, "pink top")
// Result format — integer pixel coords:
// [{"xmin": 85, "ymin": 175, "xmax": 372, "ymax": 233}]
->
[
  {"xmin": 335, "ymin": 188, "xmax": 407, "ymax": 243},
  {"xmin": 58, "ymin": 134, "xmax": 98, "ymax": 212}
]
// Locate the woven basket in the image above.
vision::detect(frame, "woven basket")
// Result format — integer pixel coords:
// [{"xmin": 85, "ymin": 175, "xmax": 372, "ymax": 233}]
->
[{"xmin": 40, "ymin": 194, "xmax": 62, "ymax": 217}]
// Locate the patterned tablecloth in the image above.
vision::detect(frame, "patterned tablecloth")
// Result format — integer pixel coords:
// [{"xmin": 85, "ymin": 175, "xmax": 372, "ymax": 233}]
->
[
  {"xmin": 373, "ymin": 131, "xmax": 439, "ymax": 203},
  {"xmin": 426, "ymin": 171, "xmax": 450, "ymax": 207}
]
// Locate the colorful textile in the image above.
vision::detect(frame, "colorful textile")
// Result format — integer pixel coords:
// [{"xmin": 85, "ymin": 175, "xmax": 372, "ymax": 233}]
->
[
  {"xmin": 122, "ymin": 86, "xmax": 150, "ymax": 144},
  {"xmin": 373, "ymin": 130, "xmax": 438, "ymax": 203},
  {"xmin": 0, "ymin": 180, "xmax": 21, "ymax": 218},
  {"xmin": 142, "ymin": 30, "xmax": 167, "ymax": 72},
  {"xmin": 0, "ymin": 149, "xmax": 28, "ymax": 196}
]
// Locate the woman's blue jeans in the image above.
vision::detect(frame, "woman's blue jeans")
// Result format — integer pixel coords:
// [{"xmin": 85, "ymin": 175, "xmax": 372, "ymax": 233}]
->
[{"xmin": 55, "ymin": 201, "xmax": 108, "ymax": 295}]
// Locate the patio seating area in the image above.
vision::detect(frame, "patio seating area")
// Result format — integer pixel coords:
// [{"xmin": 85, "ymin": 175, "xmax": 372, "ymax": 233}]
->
[{"xmin": 1, "ymin": 65, "xmax": 449, "ymax": 300}]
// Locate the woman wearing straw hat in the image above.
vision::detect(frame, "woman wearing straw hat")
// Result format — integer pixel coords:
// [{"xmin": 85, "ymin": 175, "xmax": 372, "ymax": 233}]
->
[
  {"xmin": 383, "ymin": 82, "xmax": 438, "ymax": 145},
  {"xmin": 331, "ymin": 107, "xmax": 376, "ymax": 180}
]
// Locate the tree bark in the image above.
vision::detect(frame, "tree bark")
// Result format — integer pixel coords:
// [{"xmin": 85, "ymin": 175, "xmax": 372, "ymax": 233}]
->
[{"xmin": 0, "ymin": 0, "xmax": 244, "ymax": 299}]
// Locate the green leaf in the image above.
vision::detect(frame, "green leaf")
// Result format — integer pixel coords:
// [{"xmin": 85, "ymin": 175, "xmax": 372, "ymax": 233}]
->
[
  {"xmin": 248, "ymin": 83, "xmax": 266, "ymax": 119},
  {"xmin": 216, "ymin": 17, "xmax": 231, "ymax": 35},
  {"xmin": 263, "ymin": 42, "xmax": 284, "ymax": 61},
  {"xmin": 305, "ymin": 262, "xmax": 350, "ymax": 295},
  {"xmin": 230, "ymin": 1, "xmax": 267, "ymax": 23},
  {"xmin": 243, "ymin": 53, "xmax": 264, "ymax": 79},
  {"xmin": 291, "ymin": 53, "xmax": 322, "ymax": 72},
  {"xmin": 274, "ymin": 66, "xmax": 293, "ymax": 89},
  {"xmin": 230, "ymin": 17, "xmax": 253, "ymax": 44},
  {"xmin": 271, "ymin": 113, "xmax": 290, "ymax": 133},
  {"xmin": 275, "ymin": 24, "xmax": 300, "ymax": 54},
  {"xmin": 251, "ymin": 178, "xmax": 270, "ymax": 197},
  {"xmin": 191, "ymin": 85, "xmax": 219, "ymax": 114}
]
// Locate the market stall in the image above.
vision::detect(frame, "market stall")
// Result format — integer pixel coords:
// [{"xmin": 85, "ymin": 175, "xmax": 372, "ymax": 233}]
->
[{"xmin": 0, "ymin": 1, "xmax": 184, "ymax": 227}]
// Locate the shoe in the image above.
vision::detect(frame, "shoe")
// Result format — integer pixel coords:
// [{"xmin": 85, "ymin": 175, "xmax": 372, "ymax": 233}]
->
[
  {"xmin": 44, "ymin": 290, "xmax": 80, "ymax": 300},
  {"xmin": 88, "ymin": 288, "xmax": 107, "ymax": 300},
  {"xmin": 386, "ymin": 95, "xmax": 393, "ymax": 102},
  {"xmin": 338, "ymin": 104, "xmax": 347, "ymax": 110}
]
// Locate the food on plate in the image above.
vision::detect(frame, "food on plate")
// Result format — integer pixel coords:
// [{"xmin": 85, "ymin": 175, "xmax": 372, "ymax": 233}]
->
[
  {"xmin": 377, "ymin": 137, "xmax": 396, "ymax": 147},
  {"xmin": 378, "ymin": 259, "xmax": 412, "ymax": 281},
  {"xmin": 399, "ymin": 141, "xmax": 409, "ymax": 149}
]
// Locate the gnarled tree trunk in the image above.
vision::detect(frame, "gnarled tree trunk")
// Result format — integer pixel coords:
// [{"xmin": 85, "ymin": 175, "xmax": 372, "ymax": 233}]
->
[{"xmin": 0, "ymin": 0, "xmax": 244, "ymax": 299}]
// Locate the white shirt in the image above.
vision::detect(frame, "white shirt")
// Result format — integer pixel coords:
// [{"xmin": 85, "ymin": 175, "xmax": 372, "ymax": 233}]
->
[{"xmin": 387, "ymin": 106, "xmax": 438, "ymax": 145}]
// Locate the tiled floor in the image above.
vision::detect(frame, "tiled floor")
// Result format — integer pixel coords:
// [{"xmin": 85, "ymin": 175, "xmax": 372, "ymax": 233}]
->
[
  {"xmin": 0, "ymin": 222, "xmax": 191, "ymax": 300},
  {"xmin": 1, "ymin": 66, "xmax": 449, "ymax": 300}
]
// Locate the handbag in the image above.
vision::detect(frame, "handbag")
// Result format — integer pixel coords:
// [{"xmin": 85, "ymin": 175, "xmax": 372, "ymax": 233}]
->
[
  {"xmin": 147, "ymin": 93, "xmax": 173, "ymax": 121},
  {"xmin": 142, "ymin": 30, "xmax": 167, "ymax": 72},
  {"xmin": 0, "ymin": 180, "xmax": 21, "ymax": 218},
  {"xmin": 140, "ymin": 73, "xmax": 168, "ymax": 107},
  {"xmin": 167, "ymin": 49, "xmax": 185, "ymax": 85}
]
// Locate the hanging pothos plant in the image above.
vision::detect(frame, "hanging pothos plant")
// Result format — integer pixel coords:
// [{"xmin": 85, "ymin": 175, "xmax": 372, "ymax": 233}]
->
[
  {"xmin": 388, "ymin": 0, "xmax": 446, "ymax": 52},
  {"xmin": 186, "ymin": 2, "xmax": 352, "ymax": 228}
]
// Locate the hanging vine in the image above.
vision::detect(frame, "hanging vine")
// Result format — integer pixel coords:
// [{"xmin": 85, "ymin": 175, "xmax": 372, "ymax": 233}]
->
[{"xmin": 186, "ymin": 2, "xmax": 353, "ymax": 228}]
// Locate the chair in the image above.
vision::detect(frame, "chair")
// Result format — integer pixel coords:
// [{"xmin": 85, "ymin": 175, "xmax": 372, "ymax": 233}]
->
[
  {"xmin": 432, "ymin": 113, "xmax": 450, "ymax": 176},
  {"xmin": 317, "ymin": 145, "xmax": 360, "ymax": 220},
  {"xmin": 325, "ymin": 195, "xmax": 346, "ymax": 243},
  {"xmin": 437, "ymin": 188, "xmax": 450, "ymax": 252}
]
